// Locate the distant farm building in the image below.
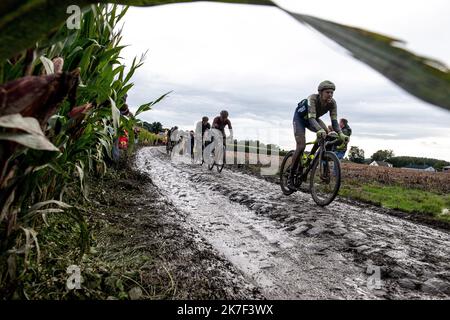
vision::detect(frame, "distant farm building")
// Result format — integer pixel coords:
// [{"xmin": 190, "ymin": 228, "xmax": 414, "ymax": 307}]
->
[
  {"xmin": 401, "ymin": 164, "xmax": 436, "ymax": 172},
  {"xmin": 369, "ymin": 161, "xmax": 393, "ymax": 168},
  {"xmin": 443, "ymin": 166, "xmax": 450, "ymax": 173}
]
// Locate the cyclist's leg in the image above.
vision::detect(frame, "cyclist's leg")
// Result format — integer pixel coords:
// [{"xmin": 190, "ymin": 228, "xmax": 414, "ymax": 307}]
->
[
  {"xmin": 222, "ymin": 137, "xmax": 227, "ymax": 164},
  {"xmin": 308, "ymin": 118, "xmax": 328, "ymax": 155},
  {"xmin": 201, "ymin": 142, "xmax": 205, "ymax": 162},
  {"xmin": 290, "ymin": 117, "xmax": 306, "ymax": 188}
]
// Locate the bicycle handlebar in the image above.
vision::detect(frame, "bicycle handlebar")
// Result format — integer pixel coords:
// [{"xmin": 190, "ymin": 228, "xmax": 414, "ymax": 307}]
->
[
  {"xmin": 324, "ymin": 137, "xmax": 340, "ymax": 147},
  {"xmin": 307, "ymin": 134, "xmax": 340, "ymax": 148}
]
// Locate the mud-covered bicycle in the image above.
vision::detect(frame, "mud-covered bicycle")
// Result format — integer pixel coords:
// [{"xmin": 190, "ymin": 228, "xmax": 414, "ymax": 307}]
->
[
  {"xmin": 206, "ymin": 140, "xmax": 226, "ymax": 173},
  {"xmin": 279, "ymin": 132, "xmax": 342, "ymax": 206}
]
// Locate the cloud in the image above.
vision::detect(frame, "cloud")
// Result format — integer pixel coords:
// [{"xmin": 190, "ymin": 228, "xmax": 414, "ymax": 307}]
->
[{"xmin": 119, "ymin": 1, "xmax": 450, "ymax": 161}]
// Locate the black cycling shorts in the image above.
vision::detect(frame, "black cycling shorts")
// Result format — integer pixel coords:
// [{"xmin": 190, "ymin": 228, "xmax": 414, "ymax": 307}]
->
[{"xmin": 293, "ymin": 99, "xmax": 312, "ymax": 137}]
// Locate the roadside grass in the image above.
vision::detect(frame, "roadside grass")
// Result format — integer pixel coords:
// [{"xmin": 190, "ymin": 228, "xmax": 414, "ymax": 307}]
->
[
  {"xmin": 9, "ymin": 164, "xmax": 175, "ymax": 300},
  {"xmin": 238, "ymin": 160, "xmax": 450, "ymax": 225},
  {"xmin": 339, "ymin": 180, "xmax": 450, "ymax": 223}
]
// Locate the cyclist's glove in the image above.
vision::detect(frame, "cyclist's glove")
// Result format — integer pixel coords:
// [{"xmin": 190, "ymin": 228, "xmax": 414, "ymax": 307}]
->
[
  {"xmin": 228, "ymin": 129, "xmax": 234, "ymax": 143},
  {"xmin": 316, "ymin": 129, "xmax": 327, "ymax": 139},
  {"xmin": 338, "ymin": 132, "xmax": 349, "ymax": 142}
]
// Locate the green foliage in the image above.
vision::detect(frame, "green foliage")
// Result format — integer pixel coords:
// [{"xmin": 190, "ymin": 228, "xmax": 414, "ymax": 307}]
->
[
  {"xmin": 348, "ymin": 146, "xmax": 365, "ymax": 164},
  {"xmin": 138, "ymin": 127, "xmax": 161, "ymax": 145},
  {"xmin": 371, "ymin": 149, "xmax": 394, "ymax": 162},
  {"xmin": 135, "ymin": 91, "xmax": 171, "ymax": 117},
  {"xmin": 143, "ymin": 121, "xmax": 163, "ymax": 134},
  {"xmin": 339, "ymin": 182, "xmax": 450, "ymax": 222},
  {"xmin": 0, "ymin": 4, "xmax": 167, "ymax": 297},
  {"xmin": 389, "ymin": 156, "xmax": 450, "ymax": 171}
]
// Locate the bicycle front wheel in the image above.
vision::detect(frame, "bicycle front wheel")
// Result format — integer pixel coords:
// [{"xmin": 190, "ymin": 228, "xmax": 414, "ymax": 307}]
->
[
  {"xmin": 310, "ymin": 151, "xmax": 341, "ymax": 206},
  {"xmin": 279, "ymin": 150, "xmax": 295, "ymax": 195}
]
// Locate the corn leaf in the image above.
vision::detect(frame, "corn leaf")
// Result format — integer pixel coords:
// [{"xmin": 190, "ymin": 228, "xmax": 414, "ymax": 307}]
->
[
  {"xmin": 39, "ymin": 56, "xmax": 54, "ymax": 75},
  {"xmin": 283, "ymin": 11, "xmax": 450, "ymax": 110},
  {"xmin": 110, "ymin": 97, "xmax": 120, "ymax": 133},
  {"xmin": 0, "ymin": 114, "xmax": 60, "ymax": 151},
  {"xmin": 29, "ymin": 199, "xmax": 72, "ymax": 212},
  {"xmin": 135, "ymin": 91, "xmax": 172, "ymax": 116}
]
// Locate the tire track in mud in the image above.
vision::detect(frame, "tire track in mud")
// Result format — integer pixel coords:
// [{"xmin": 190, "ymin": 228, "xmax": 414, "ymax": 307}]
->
[{"xmin": 136, "ymin": 147, "xmax": 450, "ymax": 299}]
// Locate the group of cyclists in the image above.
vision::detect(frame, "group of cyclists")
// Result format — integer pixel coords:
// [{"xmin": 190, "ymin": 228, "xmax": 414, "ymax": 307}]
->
[
  {"xmin": 166, "ymin": 110, "xmax": 233, "ymax": 163},
  {"xmin": 165, "ymin": 80, "xmax": 350, "ymax": 193}
]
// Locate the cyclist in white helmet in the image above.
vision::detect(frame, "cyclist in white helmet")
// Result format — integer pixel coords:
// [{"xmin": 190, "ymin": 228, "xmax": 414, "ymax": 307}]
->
[{"xmin": 288, "ymin": 80, "xmax": 349, "ymax": 190}]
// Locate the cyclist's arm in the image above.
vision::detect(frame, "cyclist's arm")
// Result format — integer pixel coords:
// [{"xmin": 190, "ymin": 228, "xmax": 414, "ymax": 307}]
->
[
  {"xmin": 307, "ymin": 95, "xmax": 323, "ymax": 132},
  {"xmin": 329, "ymin": 101, "xmax": 341, "ymax": 133},
  {"xmin": 227, "ymin": 120, "xmax": 233, "ymax": 133},
  {"xmin": 308, "ymin": 118, "xmax": 324, "ymax": 132},
  {"xmin": 226, "ymin": 120, "xmax": 233, "ymax": 140},
  {"xmin": 316, "ymin": 118, "xmax": 328, "ymax": 132}
]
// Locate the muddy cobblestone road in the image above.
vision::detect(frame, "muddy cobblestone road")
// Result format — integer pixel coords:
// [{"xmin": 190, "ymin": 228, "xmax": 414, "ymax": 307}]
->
[{"xmin": 136, "ymin": 147, "xmax": 450, "ymax": 299}]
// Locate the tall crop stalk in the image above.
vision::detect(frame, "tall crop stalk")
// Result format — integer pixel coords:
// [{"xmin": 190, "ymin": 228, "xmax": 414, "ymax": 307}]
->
[{"xmin": 0, "ymin": 4, "xmax": 166, "ymax": 297}]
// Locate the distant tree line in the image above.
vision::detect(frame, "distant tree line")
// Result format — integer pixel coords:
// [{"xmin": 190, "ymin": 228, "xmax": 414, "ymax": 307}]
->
[
  {"xmin": 389, "ymin": 157, "xmax": 450, "ymax": 171},
  {"xmin": 347, "ymin": 146, "xmax": 450, "ymax": 171},
  {"xmin": 371, "ymin": 149, "xmax": 394, "ymax": 162},
  {"xmin": 142, "ymin": 121, "xmax": 163, "ymax": 134}
]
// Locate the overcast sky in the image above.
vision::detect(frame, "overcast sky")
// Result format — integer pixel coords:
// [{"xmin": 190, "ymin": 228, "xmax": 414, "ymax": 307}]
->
[{"xmin": 119, "ymin": 0, "xmax": 450, "ymax": 161}]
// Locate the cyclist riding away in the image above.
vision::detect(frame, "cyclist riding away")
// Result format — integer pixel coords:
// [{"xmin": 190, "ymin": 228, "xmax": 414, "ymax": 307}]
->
[
  {"xmin": 195, "ymin": 116, "xmax": 211, "ymax": 162},
  {"xmin": 167, "ymin": 126, "xmax": 179, "ymax": 154},
  {"xmin": 288, "ymin": 80, "xmax": 349, "ymax": 190},
  {"xmin": 212, "ymin": 110, "xmax": 233, "ymax": 143},
  {"xmin": 210, "ymin": 110, "xmax": 233, "ymax": 163}
]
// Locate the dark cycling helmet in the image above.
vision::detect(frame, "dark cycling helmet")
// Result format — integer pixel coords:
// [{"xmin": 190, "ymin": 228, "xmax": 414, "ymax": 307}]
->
[
  {"xmin": 220, "ymin": 110, "xmax": 229, "ymax": 117},
  {"xmin": 318, "ymin": 80, "xmax": 336, "ymax": 92}
]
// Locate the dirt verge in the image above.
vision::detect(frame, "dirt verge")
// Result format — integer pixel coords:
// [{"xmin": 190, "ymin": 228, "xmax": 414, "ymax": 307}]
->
[{"xmin": 84, "ymin": 155, "xmax": 264, "ymax": 299}]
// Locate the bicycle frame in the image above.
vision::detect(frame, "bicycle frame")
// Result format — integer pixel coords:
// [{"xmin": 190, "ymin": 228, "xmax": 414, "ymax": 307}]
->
[{"xmin": 297, "ymin": 136, "xmax": 340, "ymax": 180}]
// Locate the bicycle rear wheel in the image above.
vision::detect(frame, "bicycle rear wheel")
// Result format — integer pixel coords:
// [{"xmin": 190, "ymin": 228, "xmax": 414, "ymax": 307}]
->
[
  {"xmin": 279, "ymin": 150, "xmax": 295, "ymax": 195},
  {"xmin": 310, "ymin": 151, "xmax": 341, "ymax": 206},
  {"xmin": 216, "ymin": 145, "xmax": 226, "ymax": 173},
  {"xmin": 204, "ymin": 147, "xmax": 215, "ymax": 170}
]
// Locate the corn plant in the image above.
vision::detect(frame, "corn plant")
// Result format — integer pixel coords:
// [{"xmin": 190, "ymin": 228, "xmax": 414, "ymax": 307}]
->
[{"xmin": 0, "ymin": 4, "xmax": 167, "ymax": 297}]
